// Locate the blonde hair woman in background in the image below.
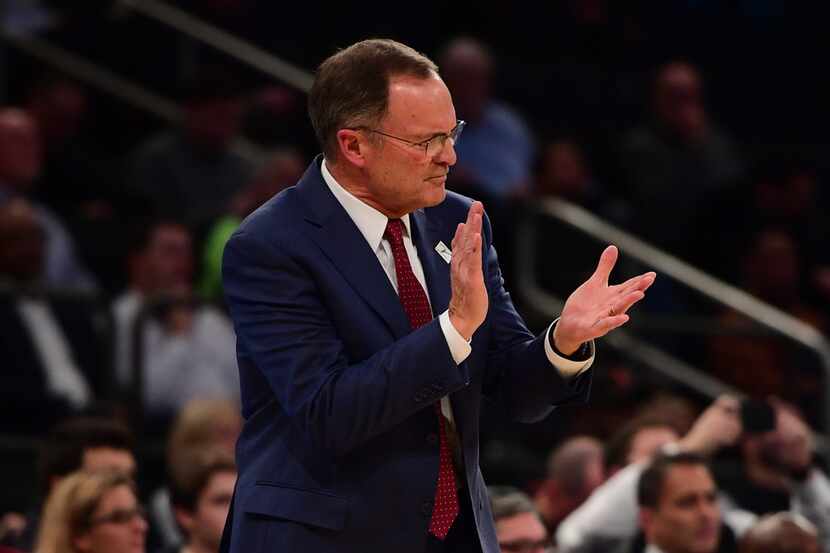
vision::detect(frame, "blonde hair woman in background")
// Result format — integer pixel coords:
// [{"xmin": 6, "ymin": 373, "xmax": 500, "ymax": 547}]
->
[{"xmin": 35, "ymin": 470, "xmax": 146, "ymax": 553}]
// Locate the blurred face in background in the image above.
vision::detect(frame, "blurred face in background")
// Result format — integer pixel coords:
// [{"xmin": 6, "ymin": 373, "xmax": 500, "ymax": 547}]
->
[
  {"xmin": 82, "ymin": 448, "xmax": 137, "ymax": 480},
  {"xmin": 440, "ymin": 39, "xmax": 492, "ymax": 123},
  {"xmin": 641, "ymin": 464, "xmax": 721, "ymax": 553},
  {"xmin": 744, "ymin": 231, "xmax": 799, "ymax": 306},
  {"xmin": 27, "ymin": 80, "xmax": 88, "ymax": 149},
  {"xmin": 74, "ymin": 484, "xmax": 147, "ymax": 553},
  {"xmin": 538, "ymin": 141, "xmax": 590, "ymax": 199},
  {"xmin": 496, "ymin": 511, "xmax": 550, "ymax": 553},
  {"xmin": 185, "ymin": 97, "xmax": 243, "ymax": 152},
  {"xmin": 137, "ymin": 224, "xmax": 194, "ymax": 294},
  {"xmin": 0, "ymin": 109, "xmax": 42, "ymax": 189},
  {"xmin": 654, "ymin": 62, "xmax": 707, "ymax": 143},
  {"xmin": 179, "ymin": 470, "xmax": 237, "ymax": 552},
  {"xmin": 0, "ymin": 199, "xmax": 45, "ymax": 283}
]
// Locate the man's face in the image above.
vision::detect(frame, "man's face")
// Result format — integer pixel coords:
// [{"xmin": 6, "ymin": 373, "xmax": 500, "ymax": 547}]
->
[
  {"xmin": 185, "ymin": 470, "xmax": 237, "ymax": 551},
  {"xmin": 0, "ymin": 112, "xmax": 42, "ymax": 187},
  {"xmin": 642, "ymin": 464, "xmax": 721, "ymax": 553},
  {"xmin": 186, "ymin": 98, "xmax": 243, "ymax": 152},
  {"xmin": 360, "ymin": 74, "xmax": 458, "ymax": 217},
  {"xmin": 82, "ymin": 447, "xmax": 137, "ymax": 479},
  {"xmin": 496, "ymin": 511, "xmax": 550, "ymax": 553},
  {"xmin": 143, "ymin": 225, "xmax": 194, "ymax": 293},
  {"xmin": 0, "ymin": 200, "xmax": 45, "ymax": 282}
]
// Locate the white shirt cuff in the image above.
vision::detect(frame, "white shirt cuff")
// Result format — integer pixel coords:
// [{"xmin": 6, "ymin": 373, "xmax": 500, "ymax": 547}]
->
[
  {"xmin": 439, "ymin": 310, "xmax": 472, "ymax": 365},
  {"xmin": 544, "ymin": 318, "xmax": 595, "ymax": 378}
]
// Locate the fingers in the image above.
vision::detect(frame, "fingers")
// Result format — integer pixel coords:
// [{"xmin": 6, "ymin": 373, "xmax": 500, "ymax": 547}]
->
[
  {"xmin": 617, "ymin": 271, "xmax": 657, "ymax": 291},
  {"xmin": 715, "ymin": 395, "xmax": 741, "ymax": 414},
  {"xmin": 453, "ymin": 202, "xmax": 484, "ymax": 252},
  {"xmin": 591, "ymin": 313, "xmax": 629, "ymax": 336},
  {"xmin": 591, "ymin": 245, "xmax": 618, "ymax": 286},
  {"xmin": 612, "ymin": 290, "xmax": 645, "ymax": 316}
]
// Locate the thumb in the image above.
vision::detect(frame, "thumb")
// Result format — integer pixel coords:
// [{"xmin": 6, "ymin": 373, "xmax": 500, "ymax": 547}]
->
[{"xmin": 591, "ymin": 245, "xmax": 618, "ymax": 286}]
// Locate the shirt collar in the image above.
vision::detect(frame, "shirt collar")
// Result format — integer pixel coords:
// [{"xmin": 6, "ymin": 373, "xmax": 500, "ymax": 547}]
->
[{"xmin": 320, "ymin": 158, "xmax": 412, "ymax": 251}]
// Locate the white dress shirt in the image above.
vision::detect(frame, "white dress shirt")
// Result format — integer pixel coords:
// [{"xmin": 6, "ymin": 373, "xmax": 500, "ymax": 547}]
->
[
  {"xmin": 320, "ymin": 160, "xmax": 593, "ymax": 426},
  {"xmin": 16, "ymin": 297, "xmax": 92, "ymax": 409}
]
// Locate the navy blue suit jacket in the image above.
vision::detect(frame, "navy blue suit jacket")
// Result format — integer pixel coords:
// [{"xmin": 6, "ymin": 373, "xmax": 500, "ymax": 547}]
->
[{"xmin": 220, "ymin": 157, "xmax": 592, "ymax": 553}]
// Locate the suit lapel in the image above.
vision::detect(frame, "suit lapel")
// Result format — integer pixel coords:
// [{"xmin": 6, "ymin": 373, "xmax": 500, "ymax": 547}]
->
[
  {"xmin": 410, "ymin": 209, "xmax": 451, "ymax": 317},
  {"xmin": 296, "ymin": 158, "xmax": 411, "ymax": 340}
]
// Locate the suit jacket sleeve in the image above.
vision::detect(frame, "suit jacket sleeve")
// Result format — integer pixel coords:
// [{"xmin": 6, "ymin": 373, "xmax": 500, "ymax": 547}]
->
[{"xmin": 222, "ymin": 229, "xmax": 472, "ymax": 458}]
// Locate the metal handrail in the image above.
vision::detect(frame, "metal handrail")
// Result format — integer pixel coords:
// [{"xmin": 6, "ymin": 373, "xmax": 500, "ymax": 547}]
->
[
  {"xmin": 0, "ymin": 30, "xmax": 268, "ymax": 165},
  {"xmin": 514, "ymin": 217, "xmax": 741, "ymax": 402},
  {"xmin": 1, "ymin": 31, "xmax": 181, "ymax": 121},
  {"xmin": 121, "ymin": 0, "xmax": 314, "ymax": 93},
  {"xmin": 524, "ymin": 198, "xmax": 830, "ymax": 430}
]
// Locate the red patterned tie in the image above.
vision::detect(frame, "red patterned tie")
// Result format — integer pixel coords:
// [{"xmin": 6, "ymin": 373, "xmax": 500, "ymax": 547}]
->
[{"xmin": 384, "ymin": 219, "xmax": 459, "ymax": 539}]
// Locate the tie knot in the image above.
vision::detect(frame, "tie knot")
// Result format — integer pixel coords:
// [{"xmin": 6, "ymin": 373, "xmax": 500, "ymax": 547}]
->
[{"xmin": 384, "ymin": 218, "xmax": 405, "ymax": 245}]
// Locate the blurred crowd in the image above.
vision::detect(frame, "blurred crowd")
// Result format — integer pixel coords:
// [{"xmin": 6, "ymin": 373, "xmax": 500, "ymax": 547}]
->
[{"xmin": 2, "ymin": 2, "xmax": 830, "ymax": 552}]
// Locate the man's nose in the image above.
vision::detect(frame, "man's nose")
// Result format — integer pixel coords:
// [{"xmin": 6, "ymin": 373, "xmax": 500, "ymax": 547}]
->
[{"xmin": 434, "ymin": 137, "xmax": 457, "ymax": 166}]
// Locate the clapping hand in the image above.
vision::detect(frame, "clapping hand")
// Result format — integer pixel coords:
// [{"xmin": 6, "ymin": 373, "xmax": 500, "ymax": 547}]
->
[{"xmin": 553, "ymin": 246, "xmax": 656, "ymax": 355}]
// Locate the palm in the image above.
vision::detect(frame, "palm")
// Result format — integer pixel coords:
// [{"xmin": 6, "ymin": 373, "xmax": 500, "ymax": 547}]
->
[{"xmin": 554, "ymin": 246, "xmax": 655, "ymax": 354}]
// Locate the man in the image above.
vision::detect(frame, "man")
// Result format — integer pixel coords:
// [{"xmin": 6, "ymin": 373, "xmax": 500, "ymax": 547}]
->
[
  {"xmin": 113, "ymin": 220, "xmax": 238, "ymax": 419},
  {"xmin": 619, "ymin": 61, "xmax": 744, "ymax": 270},
  {"xmin": 438, "ymin": 37, "xmax": 535, "ymax": 203},
  {"xmin": 0, "ymin": 198, "xmax": 106, "ymax": 435},
  {"xmin": 638, "ymin": 452, "xmax": 735, "ymax": 553},
  {"xmin": 0, "ymin": 108, "xmax": 96, "ymax": 291},
  {"xmin": 489, "ymin": 486, "xmax": 551, "ymax": 553},
  {"xmin": 556, "ymin": 397, "xmax": 750, "ymax": 553},
  {"xmin": 165, "ymin": 450, "xmax": 237, "ymax": 553},
  {"xmin": 128, "ymin": 67, "xmax": 252, "ymax": 231},
  {"xmin": 0, "ymin": 416, "xmax": 136, "ymax": 551},
  {"xmin": 534, "ymin": 436, "xmax": 604, "ymax": 533},
  {"xmin": 220, "ymin": 39, "xmax": 655, "ymax": 553}
]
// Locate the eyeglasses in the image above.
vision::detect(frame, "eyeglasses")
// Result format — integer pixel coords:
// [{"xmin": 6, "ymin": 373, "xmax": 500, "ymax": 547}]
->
[
  {"xmin": 359, "ymin": 120, "xmax": 465, "ymax": 158},
  {"xmin": 88, "ymin": 505, "xmax": 146, "ymax": 527},
  {"xmin": 498, "ymin": 538, "xmax": 554, "ymax": 553}
]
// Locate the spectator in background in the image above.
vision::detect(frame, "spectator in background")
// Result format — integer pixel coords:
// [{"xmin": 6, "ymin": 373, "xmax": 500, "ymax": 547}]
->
[
  {"xmin": 1, "ymin": 417, "xmax": 136, "ymax": 551},
  {"xmin": 0, "ymin": 198, "xmax": 107, "ymax": 435},
  {"xmin": 162, "ymin": 449, "xmax": 236, "ymax": 553},
  {"xmin": 198, "ymin": 148, "xmax": 304, "ymax": 300},
  {"xmin": 708, "ymin": 230, "xmax": 825, "ymax": 418},
  {"xmin": 438, "ymin": 36, "xmax": 535, "ymax": 281},
  {"xmin": 24, "ymin": 73, "xmax": 129, "ymax": 293},
  {"xmin": 34, "ymin": 470, "xmax": 146, "ymax": 553},
  {"xmin": 536, "ymin": 140, "xmax": 604, "ymax": 212},
  {"xmin": 713, "ymin": 399, "xmax": 830, "ymax": 541},
  {"xmin": 0, "ymin": 108, "xmax": 96, "ymax": 291},
  {"xmin": 112, "ymin": 220, "xmax": 238, "ymax": 419},
  {"xmin": 557, "ymin": 397, "xmax": 751, "ymax": 553},
  {"xmin": 619, "ymin": 61, "xmax": 744, "ymax": 269},
  {"xmin": 128, "ymin": 67, "xmax": 253, "ymax": 231},
  {"xmin": 149, "ymin": 399, "xmax": 241, "ymax": 552},
  {"xmin": 439, "ymin": 36, "xmax": 535, "ymax": 204},
  {"xmin": 739, "ymin": 513, "xmax": 820, "ymax": 553},
  {"xmin": 489, "ymin": 486, "xmax": 552, "ymax": 553},
  {"xmin": 558, "ymin": 396, "xmax": 830, "ymax": 553},
  {"xmin": 637, "ymin": 452, "xmax": 735, "ymax": 553},
  {"xmin": 534, "ymin": 436, "xmax": 604, "ymax": 533}
]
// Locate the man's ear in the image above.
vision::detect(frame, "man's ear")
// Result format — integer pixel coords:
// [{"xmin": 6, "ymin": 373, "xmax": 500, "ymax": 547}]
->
[
  {"xmin": 174, "ymin": 506, "xmax": 195, "ymax": 534},
  {"xmin": 639, "ymin": 507, "xmax": 655, "ymax": 533},
  {"xmin": 335, "ymin": 128, "xmax": 369, "ymax": 168}
]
